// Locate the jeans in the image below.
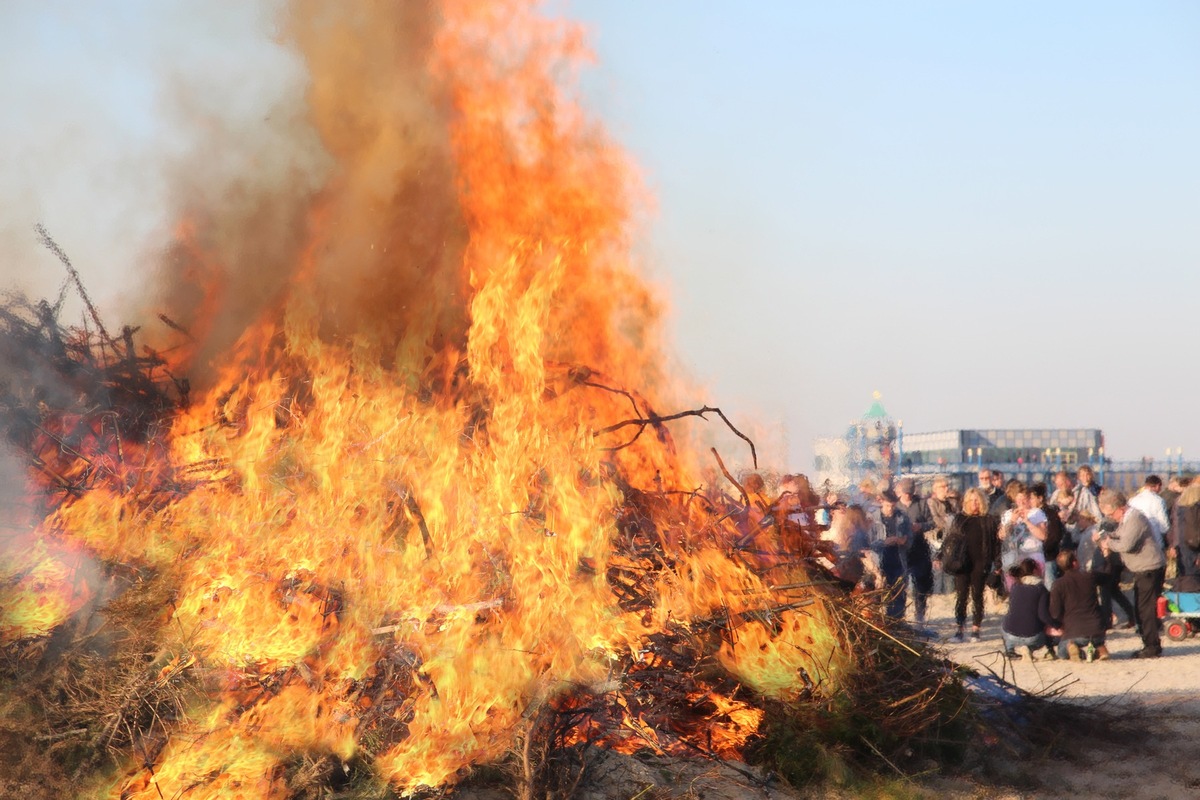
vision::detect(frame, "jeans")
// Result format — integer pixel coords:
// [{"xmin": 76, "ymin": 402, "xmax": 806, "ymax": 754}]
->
[
  {"xmin": 910, "ymin": 569, "xmax": 933, "ymax": 622},
  {"xmin": 883, "ymin": 572, "xmax": 907, "ymax": 620},
  {"xmin": 1002, "ymin": 631, "xmax": 1046, "ymax": 652}
]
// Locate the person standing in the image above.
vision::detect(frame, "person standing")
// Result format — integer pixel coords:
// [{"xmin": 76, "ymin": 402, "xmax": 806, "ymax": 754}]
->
[
  {"xmin": 872, "ymin": 490, "xmax": 911, "ymax": 620},
  {"xmin": 1097, "ymin": 488, "xmax": 1167, "ymax": 658},
  {"xmin": 1091, "ymin": 516, "xmax": 1139, "ymax": 633},
  {"xmin": 988, "ymin": 470, "xmax": 1012, "ymax": 517},
  {"xmin": 1078, "ymin": 464, "xmax": 1102, "ymax": 496},
  {"xmin": 1073, "ymin": 466, "xmax": 1103, "ymax": 523},
  {"xmin": 824, "ymin": 503, "xmax": 873, "ymax": 588},
  {"xmin": 998, "ymin": 482, "xmax": 1047, "ymax": 592},
  {"xmin": 1172, "ymin": 477, "xmax": 1200, "ymax": 579},
  {"xmin": 1129, "ymin": 475, "xmax": 1170, "ymax": 552},
  {"xmin": 896, "ymin": 479, "xmax": 933, "ymax": 624},
  {"xmin": 926, "ymin": 476, "xmax": 957, "ymax": 594},
  {"xmin": 1053, "ymin": 470, "xmax": 1075, "ymax": 503},
  {"xmin": 1028, "ymin": 483, "xmax": 1066, "ymax": 585},
  {"xmin": 938, "ymin": 487, "xmax": 1000, "ymax": 643},
  {"xmin": 1161, "ymin": 475, "xmax": 1183, "ymax": 518},
  {"xmin": 979, "ymin": 468, "xmax": 1000, "ymax": 513}
]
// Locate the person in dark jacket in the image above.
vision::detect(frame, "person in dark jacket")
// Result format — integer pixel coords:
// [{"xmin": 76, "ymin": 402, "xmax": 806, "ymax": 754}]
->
[
  {"xmin": 937, "ymin": 487, "xmax": 1000, "ymax": 643},
  {"xmin": 1049, "ymin": 550, "xmax": 1108, "ymax": 660},
  {"xmin": 1173, "ymin": 479, "xmax": 1200, "ymax": 578},
  {"xmin": 872, "ymin": 490, "xmax": 911, "ymax": 620},
  {"xmin": 1030, "ymin": 482, "xmax": 1067, "ymax": 588},
  {"xmin": 988, "ymin": 470, "xmax": 1012, "ymax": 517},
  {"xmin": 1001, "ymin": 558, "xmax": 1055, "ymax": 660},
  {"xmin": 896, "ymin": 478, "xmax": 933, "ymax": 624}
]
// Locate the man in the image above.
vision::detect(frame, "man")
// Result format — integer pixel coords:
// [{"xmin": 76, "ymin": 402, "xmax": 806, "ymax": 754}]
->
[
  {"xmin": 1049, "ymin": 550, "xmax": 1108, "ymax": 661},
  {"xmin": 926, "ymin": 477, "xmax": 956, "ymax": 593},
  {"xmin": 978, "ymin": 468, "xmax": 995, "ymax": 500},
  {"xmin": 1129, "ymin": 475, "xmax": 1170, "ymax": 550},
  {"xmin": 1097, "ymin": 488, "xmax": 1166, "ymax": 658},
  {"xmin": 1053, "ymin": 469, "xmax": 1074, "ymax": 501},
  {"xmin": 896, "ymin": 479, "xmax": 933, "ymax": 623},
  {"xmin": 1161, "ymin": 475, "xmax": 1184, "ymax": 515},
  {"xmin": 872, "ymin": 490, "xmax": 911, "ymax": 621},
  {"xmin": 987, "ymin": 470, "xmax": 1011, "ymax": 517}
]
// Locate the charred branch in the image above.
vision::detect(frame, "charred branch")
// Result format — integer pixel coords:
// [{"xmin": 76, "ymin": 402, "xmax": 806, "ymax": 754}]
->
[{"xmin": 598, "ymin": 404, "xmax": 757, "ymax": 469}]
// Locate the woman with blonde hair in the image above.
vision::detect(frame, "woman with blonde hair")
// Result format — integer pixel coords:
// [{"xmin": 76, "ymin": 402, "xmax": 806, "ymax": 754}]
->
[
  {"xmin": 937, "ymin": 486, "xmax": 1000, "ymax": 642},
  {"xmin": 822, "ymin": 503, "xmax": 875, "ymax": 587}
]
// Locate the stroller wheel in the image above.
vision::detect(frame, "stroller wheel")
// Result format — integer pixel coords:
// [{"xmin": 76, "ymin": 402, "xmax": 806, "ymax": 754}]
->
[{"xmin": 1165, "ymin": 619, "xmax": 1190, "ymax": 642}]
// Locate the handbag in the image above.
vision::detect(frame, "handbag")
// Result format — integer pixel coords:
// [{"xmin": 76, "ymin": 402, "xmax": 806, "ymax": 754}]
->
[{"xmin": 940, "ymin": 520, "xmax": 967, "ymax": 575}]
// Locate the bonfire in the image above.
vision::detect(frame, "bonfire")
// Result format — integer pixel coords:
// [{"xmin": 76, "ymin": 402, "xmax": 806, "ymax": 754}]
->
[{"xmin": 0, "ymin": 3, "xmax": 976, "ymax": 798}]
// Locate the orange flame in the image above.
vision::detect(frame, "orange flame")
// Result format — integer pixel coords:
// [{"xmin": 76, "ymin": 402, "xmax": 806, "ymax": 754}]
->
[{"xmin": 2, "ymin": 2, "xmax": 848, "ymax": 797}]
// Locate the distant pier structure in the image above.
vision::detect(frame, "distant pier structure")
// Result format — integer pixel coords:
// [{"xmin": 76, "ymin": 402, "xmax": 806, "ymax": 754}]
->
[{"xmin": 814, "ymin": 396, "xmax": 1195, "ymax": 495}]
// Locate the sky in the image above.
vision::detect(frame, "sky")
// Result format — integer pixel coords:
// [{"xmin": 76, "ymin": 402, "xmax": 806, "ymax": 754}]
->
[
  {"xmin": 2, "ymin": 1, "xmax": 1199, "ymax": 471},
  {"xmin": 568, "ymin": 1, "xmax": 1200, "ymax": 468}
]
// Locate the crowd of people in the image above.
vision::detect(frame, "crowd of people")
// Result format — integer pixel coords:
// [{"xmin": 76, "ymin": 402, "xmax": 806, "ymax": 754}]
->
[{"xmin": 817, "ymin": 464, "xmax": 1200, "ymax": 660}]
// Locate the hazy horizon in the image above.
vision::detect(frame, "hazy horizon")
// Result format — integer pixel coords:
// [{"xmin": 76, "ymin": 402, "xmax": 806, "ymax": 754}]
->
[{"xmin": 3, "ymin": 1, "xmax": 1199, "ymax": 472}]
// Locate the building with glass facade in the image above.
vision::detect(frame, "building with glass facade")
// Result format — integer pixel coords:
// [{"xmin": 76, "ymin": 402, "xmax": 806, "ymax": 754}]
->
[{"xmin": 900, "ymin": 428, "xmax": 1104, "ymax": 470}]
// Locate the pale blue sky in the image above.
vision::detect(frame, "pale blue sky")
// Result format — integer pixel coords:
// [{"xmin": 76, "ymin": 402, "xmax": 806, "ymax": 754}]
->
[
  {"xmin": 2, "ymin": 2, "xmax": 1198, "ymax": 470},
  {"xmin": 568, "ymin": 1, "xmax": 1200, "ymax": 468}
]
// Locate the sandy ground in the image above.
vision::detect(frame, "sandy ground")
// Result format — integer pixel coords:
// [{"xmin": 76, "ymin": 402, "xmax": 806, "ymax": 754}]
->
[{"xmin": 918, "ymin": 587, "xmax": 1200, "ymax": 799}]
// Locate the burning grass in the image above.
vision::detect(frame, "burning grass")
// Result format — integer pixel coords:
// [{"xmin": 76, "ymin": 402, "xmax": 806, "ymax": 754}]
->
[
  {"xmin": 0, "ymin": 3, "xmax": 1148, "ymax": 797},
  {"xmin": 0, "ymin": 263, "xmax": 1151, "ymax": 799},
  {"xmin": 0, "ymin": 275, "xmax": 979, "ymax": 799}
]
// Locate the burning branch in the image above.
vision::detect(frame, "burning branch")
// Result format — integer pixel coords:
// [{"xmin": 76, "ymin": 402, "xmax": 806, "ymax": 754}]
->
[
  {"xmin": 35, "ymin": 223, "xmax": 112, "ymax": 346},
  {"xmin": 596, "ymin": 404, "xmax": 758, "ymax": 469}
]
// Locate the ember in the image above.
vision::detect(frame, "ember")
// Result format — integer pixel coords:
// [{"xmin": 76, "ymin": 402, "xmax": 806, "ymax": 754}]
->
[{"xmin": 0, "ymin": 2, "xmax": 970, "ymax": 799}]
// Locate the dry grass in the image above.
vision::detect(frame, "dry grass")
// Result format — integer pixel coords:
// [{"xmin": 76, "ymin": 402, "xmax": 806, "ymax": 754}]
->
[{"xmin": 0, "ymin": 571, "xmax": 200, "ymax": 799}]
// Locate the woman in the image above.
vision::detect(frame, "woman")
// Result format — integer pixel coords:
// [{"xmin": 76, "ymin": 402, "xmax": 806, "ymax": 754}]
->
[
  {"xmin": 824, "ymin": 503, "xmax": 875, "ymax": 588},
  {"xmin": 998, "ymin": 481, "xmax": 1046, "ymax": 592},
  {"xmin": 1001, "ymin": 558, "xmax": 1056, "ymax": 660},
  {"xmin": 1029, "ymin": 482, "xmax": 1066, "ymax": 588},
  {"xmin": 937, "ymin": 487, "xmax": 1000, "ymax": 643}
]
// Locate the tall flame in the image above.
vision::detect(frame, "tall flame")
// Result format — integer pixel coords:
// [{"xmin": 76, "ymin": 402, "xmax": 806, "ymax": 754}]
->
[{"xmin": 1, "ymin": 2, "xmax": 849, "ymax": 797}]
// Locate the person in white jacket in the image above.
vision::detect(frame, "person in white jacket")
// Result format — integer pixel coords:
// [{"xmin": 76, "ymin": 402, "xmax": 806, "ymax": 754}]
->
[{"xmin": 1128, "ymin": 475, "xmax": 1170, "ymax": 550}]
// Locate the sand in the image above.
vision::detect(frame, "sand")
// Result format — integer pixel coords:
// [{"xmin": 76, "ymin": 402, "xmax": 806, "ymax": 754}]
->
[{"xmin": 920, "ymin": 588, "xmax": 1200, "ymax": 798}]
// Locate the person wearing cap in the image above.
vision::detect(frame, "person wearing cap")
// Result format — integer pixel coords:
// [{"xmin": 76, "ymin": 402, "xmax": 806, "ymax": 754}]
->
[
  {"xmin": 872, "ymin": 489, "xmax": 911, "ymax": 620},
  {"xmin": 896, "ymin": 479, "xmax": 933, "ymax": 624}
]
